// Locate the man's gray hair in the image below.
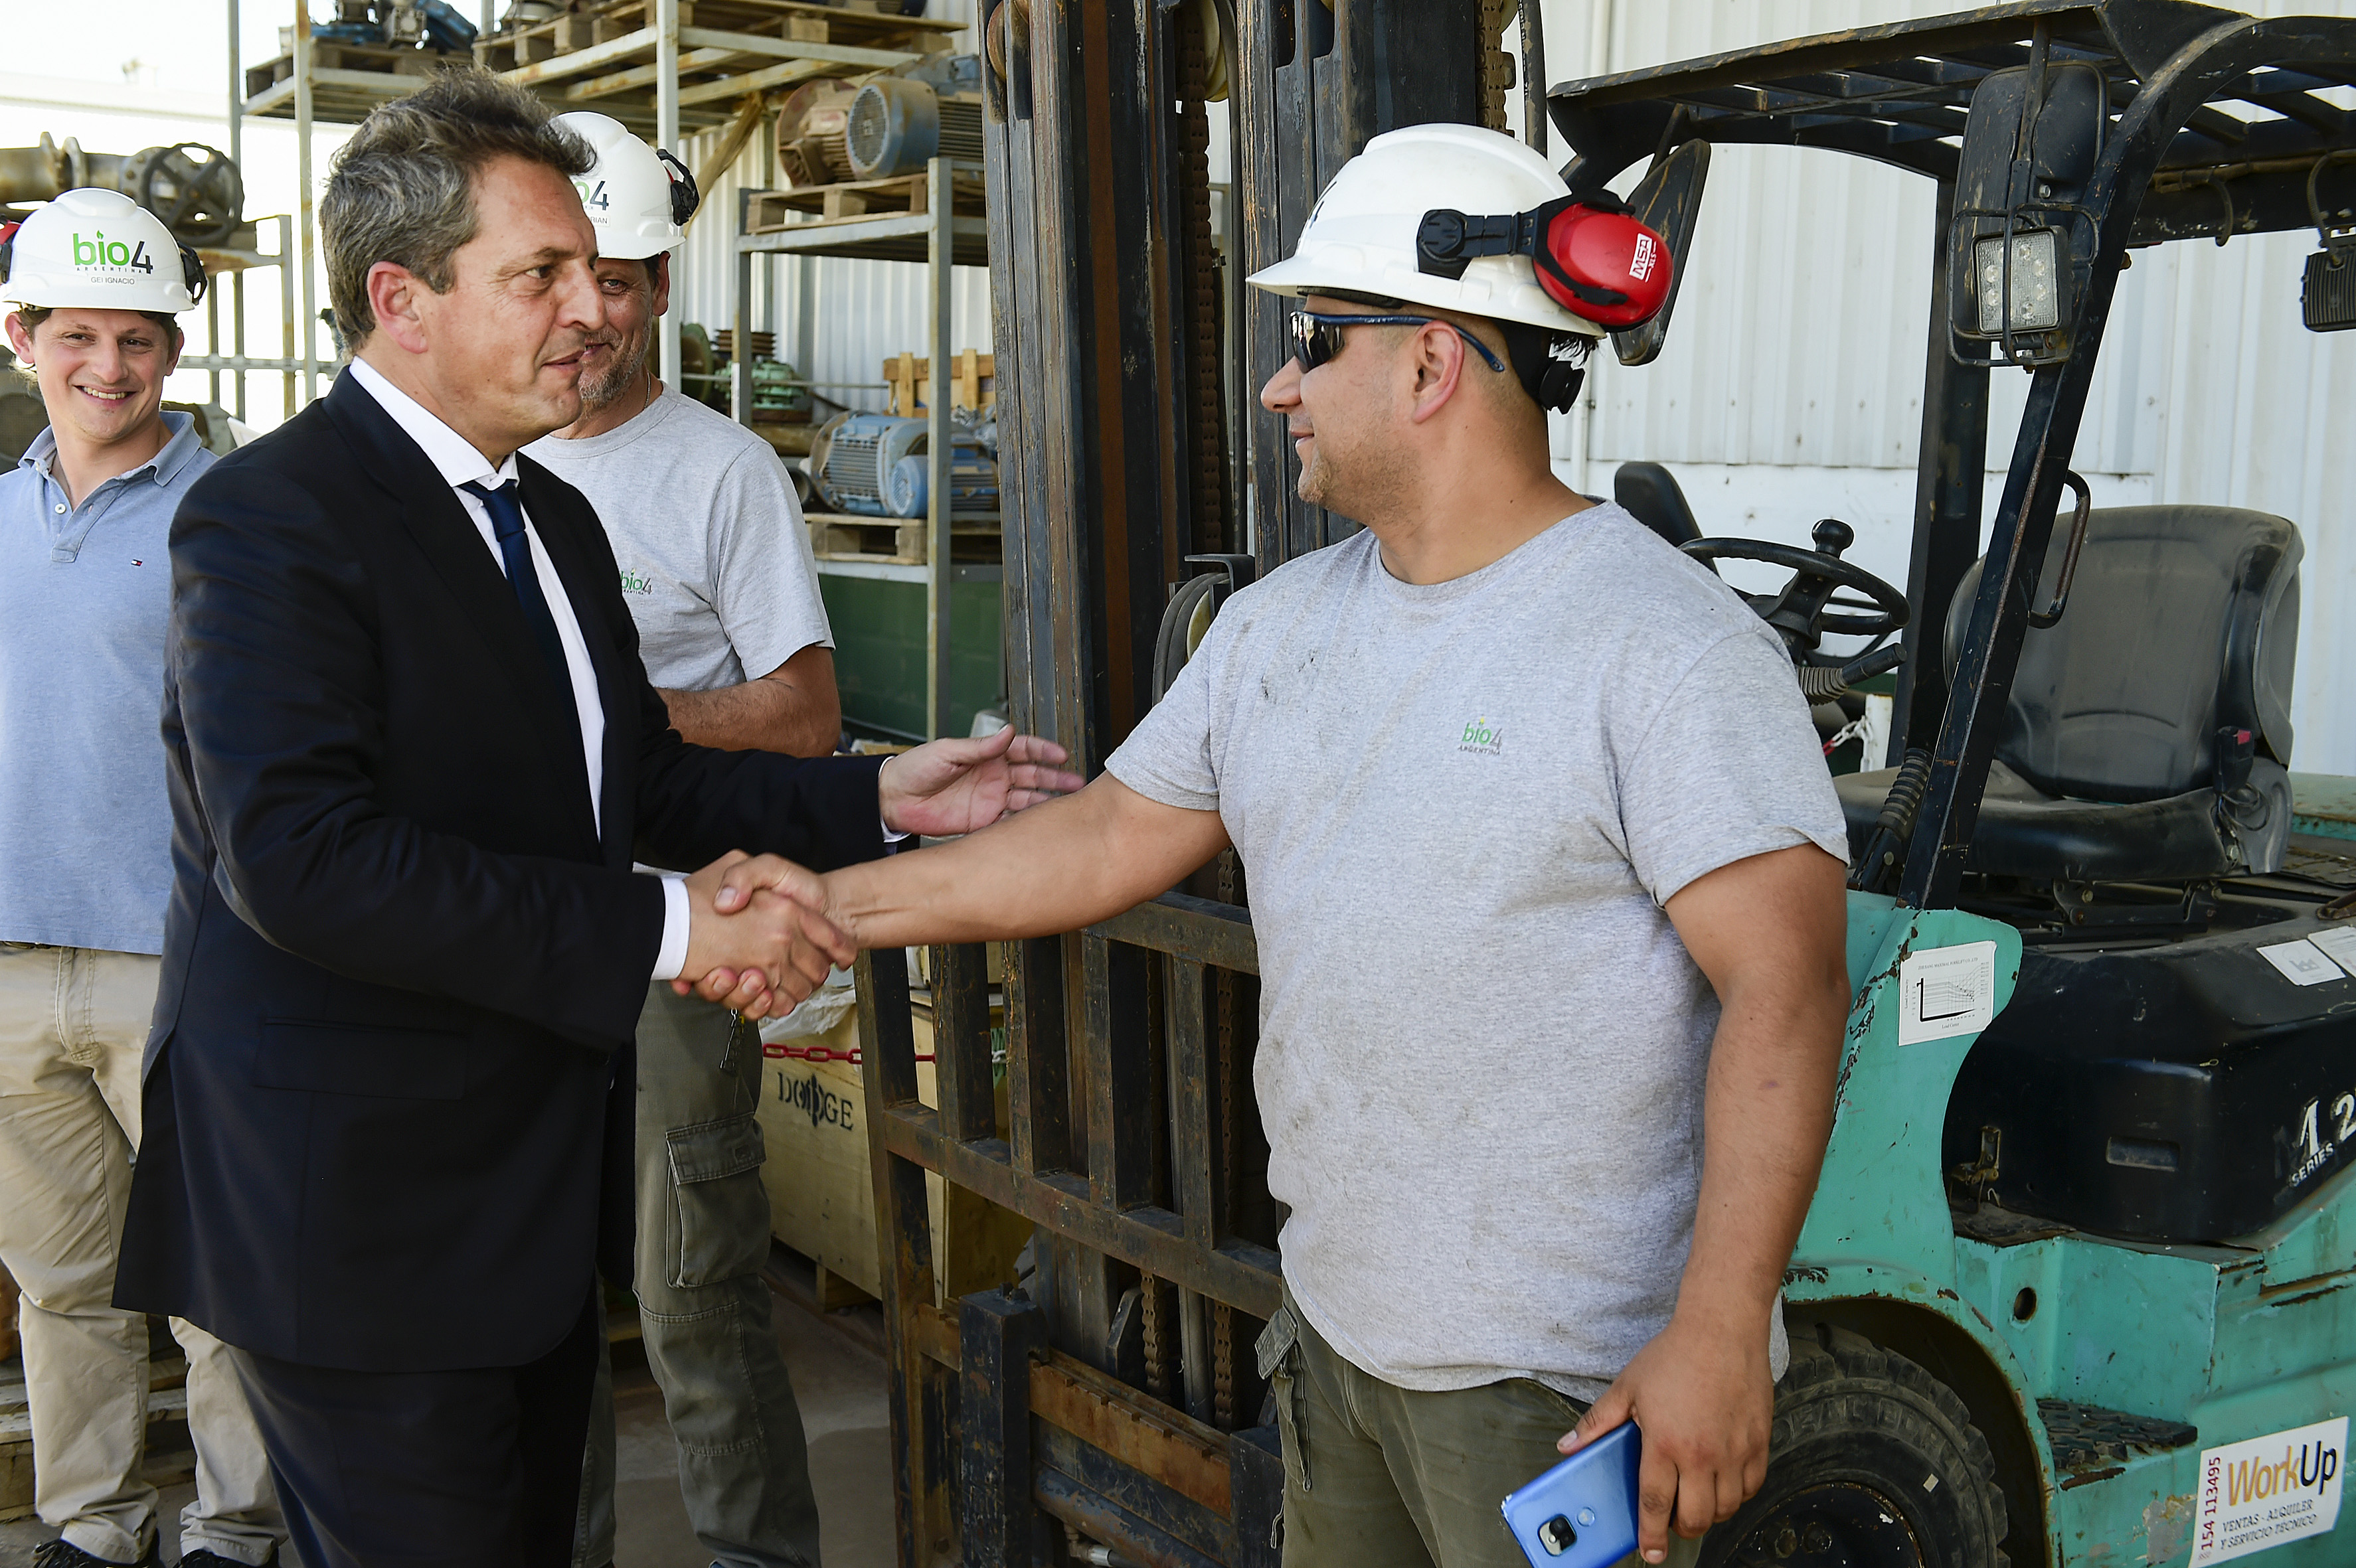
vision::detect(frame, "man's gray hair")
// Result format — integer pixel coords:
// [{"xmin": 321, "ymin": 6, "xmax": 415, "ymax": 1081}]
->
[{"xmin": 321, "ymin": 68, "xmax": 592, "ymax": 343}]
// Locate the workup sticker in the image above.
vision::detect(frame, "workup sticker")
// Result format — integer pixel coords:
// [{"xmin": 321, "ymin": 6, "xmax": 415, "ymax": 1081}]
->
[
  {"xmin": 1896, "ymin": 941, "xmax": 1996, "ymax": 1046},
  {"xmin": 2257, "ymin": 938, "xmax": 2345, "ymax": 987},
  {"xmin": 2190, "ymin": 1416, "xmax": 2345, "ymax": 1565}
]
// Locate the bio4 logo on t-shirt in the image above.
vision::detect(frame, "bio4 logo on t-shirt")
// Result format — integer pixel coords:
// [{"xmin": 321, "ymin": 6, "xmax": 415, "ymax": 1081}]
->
[{"xmin": 1457, "ymin": 716, "xmax": 1505, "ymax": 757}]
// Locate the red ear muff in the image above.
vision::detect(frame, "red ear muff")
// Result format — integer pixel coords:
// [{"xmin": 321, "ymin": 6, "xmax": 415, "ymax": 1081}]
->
[
  {"xmin": 1416, "ymin": 192, "xmax": 1673, "ymax": 332},
  {"xmin": 1531, "ymin": 202, "xmax": 1669, "ymax": 331}
]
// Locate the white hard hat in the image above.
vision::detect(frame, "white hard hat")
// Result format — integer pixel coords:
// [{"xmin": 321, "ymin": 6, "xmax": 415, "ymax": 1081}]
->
[
  {"xmin": 558, "ymin": 111, "xmax": 695, "ymax": 260},
  {"xmin": 1247, "ymin": 123, "xmax": 1604, "ymax": 338},
  {"xmin": 0, "ymin": 189, "xmax": 199, "ymax": 314}
]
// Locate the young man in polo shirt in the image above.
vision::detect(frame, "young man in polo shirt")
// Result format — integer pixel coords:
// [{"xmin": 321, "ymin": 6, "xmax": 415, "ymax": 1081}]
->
[{"xmin": 0, "ymin": 191, "xmax": 284, "ymax": 1568}]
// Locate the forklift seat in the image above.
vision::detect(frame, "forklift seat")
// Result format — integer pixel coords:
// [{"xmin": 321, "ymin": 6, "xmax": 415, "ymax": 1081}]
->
[
  {"xmin": 1834, "ymin": 506, "xmax": 2303, "ymax": 882},
  {"xmin": 1614, "ymin": 461, "xmax": 1705, "ymax": 550}
]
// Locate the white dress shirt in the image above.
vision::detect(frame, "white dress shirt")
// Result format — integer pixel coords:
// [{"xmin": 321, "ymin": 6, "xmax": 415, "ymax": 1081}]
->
[{"xmin": 345, "ymin": 357, "xmax": 691, "ymax": 982}]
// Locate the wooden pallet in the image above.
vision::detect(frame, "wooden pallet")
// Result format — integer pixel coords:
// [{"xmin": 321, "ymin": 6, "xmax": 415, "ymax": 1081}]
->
[
  {"xmin": 480, "ymin": 0, "xmax": 960, "ymax": 70},
  {"xmin": 807, "ymin": 512, "xmax": 1001, "ymax": 566},
  {"xmin": 1, "ymin": 1346, "xmax": 193, "ymax": 1523},
  {"xmin": 747, "ymin": 167, "xmax": 987, "ymax": 230}
]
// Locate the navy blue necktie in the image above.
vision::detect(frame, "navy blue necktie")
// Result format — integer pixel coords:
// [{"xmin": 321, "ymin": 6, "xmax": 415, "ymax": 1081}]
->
[{"xmin": 460, "ymin": 479, "xmax": 584, "ymax": 766}]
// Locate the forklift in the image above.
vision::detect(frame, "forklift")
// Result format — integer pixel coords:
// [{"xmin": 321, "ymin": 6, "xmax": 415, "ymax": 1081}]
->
[{"xmin": 855, "ymin": 3, "xmax": 2356, "ymax": 1566}]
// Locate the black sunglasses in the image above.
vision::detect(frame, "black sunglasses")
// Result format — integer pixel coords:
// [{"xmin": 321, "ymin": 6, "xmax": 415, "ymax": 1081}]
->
[{"xmin": 1287, "ymin": 309, "xmax": 1508, "ymax": 375}]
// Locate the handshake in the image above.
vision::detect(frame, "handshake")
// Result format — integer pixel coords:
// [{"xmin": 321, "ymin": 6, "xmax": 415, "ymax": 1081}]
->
[{"xmin": 673, "ymin": 726, "xmax": 1082, "ymax": 1018}]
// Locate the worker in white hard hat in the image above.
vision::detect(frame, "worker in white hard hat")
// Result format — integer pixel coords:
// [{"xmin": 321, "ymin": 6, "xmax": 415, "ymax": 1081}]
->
[
  {"xmin": 0, "ymin": 190, "xmax": 286, "ymax": 1568},
  {"xmin": 685, "ymin": 123, "xmax": 1851, "ymax": 1568},
  {"xmin": 524, "ymin": 112, "xmax": 839, "ymax": 1568}
]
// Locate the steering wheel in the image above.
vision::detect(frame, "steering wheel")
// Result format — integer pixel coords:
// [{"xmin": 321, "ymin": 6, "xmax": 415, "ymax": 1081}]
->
[{"xmin": 1680, "ymin": 519, "xmax": 1908, "ymax": 661}]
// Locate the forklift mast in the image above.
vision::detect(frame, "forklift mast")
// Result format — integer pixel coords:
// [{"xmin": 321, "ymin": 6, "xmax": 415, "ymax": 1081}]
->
[{"xmin": 855, "ymin": 4, "xmax": 1517, "ymax": 1565}]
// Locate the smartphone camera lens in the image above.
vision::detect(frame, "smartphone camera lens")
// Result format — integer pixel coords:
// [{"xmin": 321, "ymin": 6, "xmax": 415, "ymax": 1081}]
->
[{"xmin": 1539, "ymin": 1516, "xmax": 1578, "ymax": 1555}]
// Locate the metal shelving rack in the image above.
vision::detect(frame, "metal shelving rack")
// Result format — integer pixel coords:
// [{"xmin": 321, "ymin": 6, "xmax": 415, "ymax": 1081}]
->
[
  {"xmin": 232, "ymin": 0, "xmax": 955, "ymax": 400},
  {"xmin": 732, "ymin": 155, "xmax": 991, "ymax": 742}
]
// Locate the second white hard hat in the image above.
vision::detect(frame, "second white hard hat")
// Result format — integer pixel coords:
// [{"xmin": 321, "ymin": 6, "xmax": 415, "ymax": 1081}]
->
[
  {"xmin": 1246, "ymin": 122, "xmax": 1606, "ymax": 338},
  {"xmin": 558, "ymin": 111, "xmax": 697, "ymax": 260},
  {"xmin": 0, "ymin": 188, "xmax": 200, "ymax": 314}
]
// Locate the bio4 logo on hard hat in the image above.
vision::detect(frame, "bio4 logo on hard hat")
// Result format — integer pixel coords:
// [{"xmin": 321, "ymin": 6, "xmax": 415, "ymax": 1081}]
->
[
  {"xmin": 73, "ymin": 230, "xmax": 159, "ymax": 277},
  {"xmin": 575, "ymin": 178, "xmax": 612, "ymax": 212}
]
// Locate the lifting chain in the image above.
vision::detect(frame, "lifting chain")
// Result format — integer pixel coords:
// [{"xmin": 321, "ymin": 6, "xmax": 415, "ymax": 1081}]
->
[
  {"xmin": 1477, "ymin": 0, "xmax": 1517, "ymax": 135},
  {"xmin": 760, "ymin": 1042, "xmax": 934, "ymax": 1065},
  {"xmin": 1213, "ymin": 848, "xmax": 1240, "ymax": 1428},
  {"xmin": 1142, "ymin": 1273, "xmax": 1174, "ymax": 1403},
  {"xmin": 1177, "ymin": 5, "xmax": 1230, "ymax": 555}
]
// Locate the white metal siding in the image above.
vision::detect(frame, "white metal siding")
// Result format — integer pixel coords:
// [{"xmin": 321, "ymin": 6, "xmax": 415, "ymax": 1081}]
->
[{"xmin": 1535, "ymin": 0, "xmax": 2356, "ymax": 773}]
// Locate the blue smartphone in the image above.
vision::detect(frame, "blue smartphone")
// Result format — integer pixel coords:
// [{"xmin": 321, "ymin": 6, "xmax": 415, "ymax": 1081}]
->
[{"xmin": 1499, "ymin": 1421, "xmax": 1642, "ymax": 1568}]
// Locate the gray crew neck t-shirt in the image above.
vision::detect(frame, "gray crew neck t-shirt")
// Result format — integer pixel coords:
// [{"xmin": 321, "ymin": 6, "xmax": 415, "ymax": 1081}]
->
[
  {"xmin": 525, "ymin": 385, "xmax": 830, "ymax": 694},
  {"xmin": 1105, "ymin": 503, "xmax": 1847, "ymax": 1401}
]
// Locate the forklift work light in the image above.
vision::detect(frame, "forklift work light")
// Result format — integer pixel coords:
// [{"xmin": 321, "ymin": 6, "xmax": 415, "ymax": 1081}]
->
[{"xmin": 1974, "ymin": 229, "xmax": 2064, "ymax": 333}]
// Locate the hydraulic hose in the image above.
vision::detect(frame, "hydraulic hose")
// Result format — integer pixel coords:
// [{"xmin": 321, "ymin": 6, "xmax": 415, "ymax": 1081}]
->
[{"xmin": 1851, "ymin": 747, "xmax": 1932, "ymax": 894}]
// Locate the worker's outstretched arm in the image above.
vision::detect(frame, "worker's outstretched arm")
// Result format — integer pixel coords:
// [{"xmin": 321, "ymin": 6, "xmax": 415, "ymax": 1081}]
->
[
  {"xmin": 692, "ymin": 773, "xmax": 1232, "ymax": 980},
  {"xmin": 1560, "ymin": 842, "xmax": 1850, "ymax": 1564}
]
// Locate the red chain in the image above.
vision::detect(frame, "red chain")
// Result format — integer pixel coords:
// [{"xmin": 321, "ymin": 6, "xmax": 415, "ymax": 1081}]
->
[{"xmin": 761, "ymin": 1042, "xmax": 934, "ymax": 1064}]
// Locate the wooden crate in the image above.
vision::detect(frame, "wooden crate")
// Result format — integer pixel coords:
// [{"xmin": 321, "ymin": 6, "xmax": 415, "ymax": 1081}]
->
[
  {"xmin": 479, "ymin": 0, "xmax": 960, "ymax": 69},
  {"xmin": 808, "ymin": 512, "xmax": 1002, "ymax": 566},
  {"xmin": 746, "ymin": 167, "xmax": 989, "ymax": 231},
  {"xmin": 753, "ymin": 1004, "xmax": 1029, "ymax": 1308}
]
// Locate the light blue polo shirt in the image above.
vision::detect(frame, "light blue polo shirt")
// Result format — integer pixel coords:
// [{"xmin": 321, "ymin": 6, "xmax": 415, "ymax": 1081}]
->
[{"xmin": 0, "ymin": 412, "xmax": 210, "ymax": 954}]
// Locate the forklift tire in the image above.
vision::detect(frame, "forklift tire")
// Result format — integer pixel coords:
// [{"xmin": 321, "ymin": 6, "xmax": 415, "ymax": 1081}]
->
[{"xmin": 1698, "ymin": 1322, "xmax": 2009, "ymax": 1568}]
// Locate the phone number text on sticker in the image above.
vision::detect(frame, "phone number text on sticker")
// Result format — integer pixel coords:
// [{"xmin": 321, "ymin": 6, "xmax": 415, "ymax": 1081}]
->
[{"xmin": 2190, "ymin": 1416, "xmax": 2345, "ymax": 1565}]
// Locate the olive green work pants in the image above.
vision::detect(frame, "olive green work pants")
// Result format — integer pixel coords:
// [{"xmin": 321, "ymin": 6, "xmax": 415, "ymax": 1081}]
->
[{"xmin": 1263, "ymin": 1293, "xmax": 1700, "ymax": 1568}]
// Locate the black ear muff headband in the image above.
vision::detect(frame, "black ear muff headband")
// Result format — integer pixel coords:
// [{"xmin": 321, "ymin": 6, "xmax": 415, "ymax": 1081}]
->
[
  {"xmin": 1496, "ymin": 318, "xmax": 1589, "ymax": 415},
  {"xmin": 1415, "ymin": 189, "xmax": 1637, "ymax": 314},
  {"xmin": 656, "ymin": 148, "xmax": 701, "ymax": 228},
  {"xmin": 180, "ymin": 239, "xmax": 208, "ymax": 306}
]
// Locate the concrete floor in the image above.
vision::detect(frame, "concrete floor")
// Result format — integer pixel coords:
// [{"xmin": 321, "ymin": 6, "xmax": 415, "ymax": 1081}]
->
[{"xmin": 0, "ymin": 1298, "xmax": 894, "ymax": 1568}]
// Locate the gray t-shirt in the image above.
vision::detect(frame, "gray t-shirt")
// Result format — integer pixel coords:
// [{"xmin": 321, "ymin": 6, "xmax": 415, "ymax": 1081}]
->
[
  {"xmin": 1106, "ymin": 504, "xmax": 1847, "ymax": 1400},
  {"xmin": 525, "ymin": 386, "xmax": 830, "ymax": 693}
]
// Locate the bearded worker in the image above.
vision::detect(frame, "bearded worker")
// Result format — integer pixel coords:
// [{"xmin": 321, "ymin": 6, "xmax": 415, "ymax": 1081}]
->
[{"xmin": 523, "ymin": 113, "xmax": 837, "ymax": 1568}]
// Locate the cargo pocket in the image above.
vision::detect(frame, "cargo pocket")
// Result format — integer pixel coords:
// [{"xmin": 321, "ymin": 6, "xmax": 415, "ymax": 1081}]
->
[
  {"xmin": 665, "ymin": 1112, "xmax": 770, "ymax": 1289},
  {"xmin": 1255, "ymin": 1305, "xmax": 1309, "ymax": 1494}
]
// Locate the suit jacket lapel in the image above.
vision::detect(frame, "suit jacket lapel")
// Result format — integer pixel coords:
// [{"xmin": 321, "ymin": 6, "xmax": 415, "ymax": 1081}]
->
[
  {"xmin": 518, "ymin": 459, "xmax": 637, "ymax": 869},
  {"xmin": 323, "ymin": 374, "xmax": 599, "ymax": 848}
]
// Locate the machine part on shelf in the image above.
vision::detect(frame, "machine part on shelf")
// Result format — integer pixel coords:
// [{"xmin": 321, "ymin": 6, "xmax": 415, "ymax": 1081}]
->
[
  {"xmin": 775, "ymin": 81, "xmax": 860, "ymax": 188},
  {"xmin": 0, "ymin": 135, "xmax": 243, "ymax": 246},
  {"xmin": 497, "ymin": 0, "xmax": 560, "ymax": 28},
  {"xmin": 814, "ymin": 410, "xmax": 997, "ymax": 518},
  {"xmin": 750, "ymin": 358, "xmax": 811, "ymax": 424},
  {"xmin": 844, "ymin": 79, "xmax": 985, "ymax": 181}
]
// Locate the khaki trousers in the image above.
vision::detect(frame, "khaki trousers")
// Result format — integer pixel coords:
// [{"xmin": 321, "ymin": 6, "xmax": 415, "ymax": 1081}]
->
[
  {"xmin": 0, "ymin": 943, "xmax": 282, "ymax": 1565},
  {"xmin": 1264, "ymin": 1292, "xmax": 1701, "ymax": 1568}
]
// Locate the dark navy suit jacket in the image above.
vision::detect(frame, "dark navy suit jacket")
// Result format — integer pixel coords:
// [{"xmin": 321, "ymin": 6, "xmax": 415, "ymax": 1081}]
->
[{"xmin": 116, "ymin": 369, "xmax": 884, "ymax": 1373}]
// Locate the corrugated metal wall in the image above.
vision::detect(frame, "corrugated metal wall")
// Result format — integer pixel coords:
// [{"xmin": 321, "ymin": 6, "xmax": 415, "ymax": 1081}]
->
[
  {"xmin": 667, "ymin": 0, "xmax": 993, "ymax": 416},
  {"xmin": 1534, "ymin": 0, "xmax": 2356, "ymax": 773}
]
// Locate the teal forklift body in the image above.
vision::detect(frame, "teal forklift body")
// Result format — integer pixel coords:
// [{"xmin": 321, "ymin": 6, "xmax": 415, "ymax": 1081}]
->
[{"xmin": 1806, "ymin": 894, "xmax": 2355, "ymax": 1565}]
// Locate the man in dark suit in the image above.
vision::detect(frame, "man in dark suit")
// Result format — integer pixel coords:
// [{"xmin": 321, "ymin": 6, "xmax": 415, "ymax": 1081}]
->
[{"xmin": 112, "ymin": 71, "xmax": 1077, "ymax": 1568}]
